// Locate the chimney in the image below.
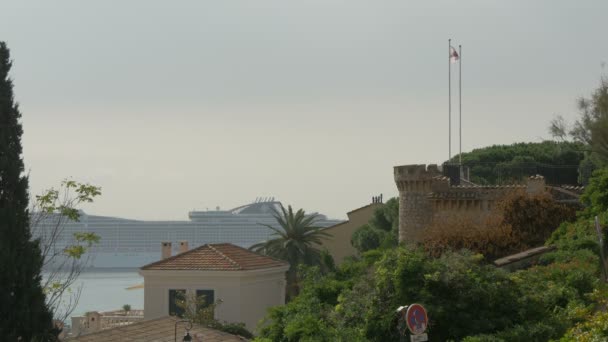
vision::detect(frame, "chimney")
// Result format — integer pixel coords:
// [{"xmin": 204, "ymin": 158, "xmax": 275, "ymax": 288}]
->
[
  {"xmin": 179, "ymin": 241, "xmax": 189, "ymax": 254},
  {"xmin": 86, "ymin": 311, "xmax": 101, "ymax": 333},
  {"xmin": 526, "ymin": 175, "xmax": 546, "ymax": 195},
  {"xmin": 161, "ymin": 242, "xmax": 172, "ymax": 259}
]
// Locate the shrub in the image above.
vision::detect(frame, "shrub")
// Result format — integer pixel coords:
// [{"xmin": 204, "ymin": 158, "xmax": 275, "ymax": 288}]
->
[
  {"xmin": 422, "ymin": 191, "xmax": 576, "ymax": 260},
  {"xmin": 560, "ymin": 305, "xmax": 608, "ymax": 341},
  {"xmin": 421, "ymin": 215, "xmax": 521, "ymax": 260},
  {"xmin": 351, "ymin": 198, "xmax": 400, "ymax": 254},
  {"xmin": 497, "ymin": 191, "xmax": 577, "ymax": 246},
  {"xmin": 207, "ymin": 321, "xmax": 254, "ymax": 339},
  {"xmin": 580, "ymin": 168, "xmax": 608, "ymax": 218},
  {"xmin": 351, "ymin": 224, "xmax": 387, "ymax": 253},
  {"xmin": 333, "ymin": 248, "xmax": 525, "ymax": 341}
]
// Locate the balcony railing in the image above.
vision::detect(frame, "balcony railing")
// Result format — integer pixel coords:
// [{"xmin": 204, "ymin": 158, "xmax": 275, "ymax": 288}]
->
[{"xmin": 70, "ymin": 310, "xmax": 144, "ymax": 337}]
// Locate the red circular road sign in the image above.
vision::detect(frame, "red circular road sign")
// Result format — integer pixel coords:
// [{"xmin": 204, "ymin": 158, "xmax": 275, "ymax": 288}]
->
[{"xmin": 406, "ymin": 304, "xmax": 428, "ymax": 335}]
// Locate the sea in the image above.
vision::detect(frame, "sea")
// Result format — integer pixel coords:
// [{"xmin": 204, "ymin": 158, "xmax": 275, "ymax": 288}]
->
[{"xmin": 44, "ymin": 269, "xmax": 144, "ymax": 319}]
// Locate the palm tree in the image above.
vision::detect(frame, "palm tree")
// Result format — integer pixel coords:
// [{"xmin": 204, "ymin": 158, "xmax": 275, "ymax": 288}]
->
[{"xmin": 250, "ymin": 205, "xmax": 330, "ymax": 299}]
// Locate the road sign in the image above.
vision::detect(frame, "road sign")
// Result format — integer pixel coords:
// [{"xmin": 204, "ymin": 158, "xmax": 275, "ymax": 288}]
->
[
  {"xmin": 406, "ymin": 304, "xmax": 428, "ymax": 335},
  {"xmin": 411, "ymin": 333, "xmax": 428, "ymax": 342}
]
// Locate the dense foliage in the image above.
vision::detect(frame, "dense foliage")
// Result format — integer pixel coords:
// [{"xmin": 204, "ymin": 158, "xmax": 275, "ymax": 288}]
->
[
  {"xmin": 580, "ymin": 168, "xmax": 608, "ymax": 217},
  {"xmin": 255, "ymin": 170, "xmax": 608, "ymax": 341},
  {"xmin": 451, "ymin": 141, "xmax": 585, "ymax": 185},
  {"xmin": 0, "ymin": 42, "xmax": 58, "ymax": 340},
  {"xmin": 351, "ymin": 198, "xmax": 398, "ymax": 253}
]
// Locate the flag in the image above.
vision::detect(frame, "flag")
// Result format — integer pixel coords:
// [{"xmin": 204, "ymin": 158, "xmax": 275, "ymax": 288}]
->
[{"xmin": 449, "ymin": 46, "xmax": 459, "ymax": 64}]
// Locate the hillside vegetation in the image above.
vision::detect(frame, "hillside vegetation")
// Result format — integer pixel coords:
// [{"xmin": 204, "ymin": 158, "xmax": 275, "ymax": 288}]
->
[{"xmin": 451, "ymin": 141, "xmax": 585, "ymax": 185}]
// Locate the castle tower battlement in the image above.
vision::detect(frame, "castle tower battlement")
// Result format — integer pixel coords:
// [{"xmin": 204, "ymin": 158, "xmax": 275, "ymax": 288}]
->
[
  {"xmin": 394, "ymin": 164, "xmax": 444, "ymax": 192},
  {"xmin": 394, "ymin": 164, "xmax": 558, "ymax": 245},
  {"xmin": 393, "ymin": 164, "xmax": 442, "ymax": 243}
]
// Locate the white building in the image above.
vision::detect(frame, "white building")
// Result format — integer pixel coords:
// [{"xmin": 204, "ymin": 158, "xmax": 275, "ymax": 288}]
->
[{"xmin": 139, "ymin": 242, "xmax": 289, "ymax": 331}]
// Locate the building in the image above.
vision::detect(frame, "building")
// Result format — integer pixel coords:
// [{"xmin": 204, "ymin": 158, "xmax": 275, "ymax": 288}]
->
[
  {"xmin": 70, "ymin": 309, "xmax": 144, "ymax": 337},
  {"xmin": 67, "ymin": 316, "xmax": 247, "ymax": 341},
  {"xmin": 319, "ymin": 199, "xmax": 383, "ymax": 265},
  {"xmin": 139, "ymin": 242, "xmax": 289, "ymax": 331},
  {"xmin": 33, "ymin": 198, "xmax": 342, "ymax": 268},
  {"xmin": 394, "ymin": 164, "xmax": 583, "ymax": 243}
]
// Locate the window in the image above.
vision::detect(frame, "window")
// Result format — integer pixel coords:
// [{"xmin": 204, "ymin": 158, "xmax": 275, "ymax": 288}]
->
[
  {"xmin": 196, "ymin": 289, "xmax": 215, "ymax": 316},
  {"xmin": 168, "ymin": 289, "xmax": 186, "ymax": 317}
]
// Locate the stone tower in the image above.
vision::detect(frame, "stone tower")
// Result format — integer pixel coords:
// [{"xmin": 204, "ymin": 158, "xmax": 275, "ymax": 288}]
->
[{"xmin": 394, "ymin": 164, "xmax": 442, "ymax": 244}]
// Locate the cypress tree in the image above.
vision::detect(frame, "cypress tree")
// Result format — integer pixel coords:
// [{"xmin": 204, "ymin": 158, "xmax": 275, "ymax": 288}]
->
[{"xmin": 0, "ymin": 42, "xmax": 57, "ymax": 340}]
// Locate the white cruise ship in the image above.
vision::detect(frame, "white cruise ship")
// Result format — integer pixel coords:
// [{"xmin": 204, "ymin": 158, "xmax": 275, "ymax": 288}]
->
[{"xmin": 35, "ymin": 198, "xmax": 343, "ymax": 269}]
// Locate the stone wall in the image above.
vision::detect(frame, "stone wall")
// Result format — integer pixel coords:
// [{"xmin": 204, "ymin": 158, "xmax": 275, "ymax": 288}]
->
[{"xmin": 394, "ymin": 164, "xmax": 561, "ymax": 244}]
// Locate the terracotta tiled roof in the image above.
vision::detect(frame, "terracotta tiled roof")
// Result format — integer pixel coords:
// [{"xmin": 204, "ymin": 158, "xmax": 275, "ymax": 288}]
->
[
  {"xmin": 140, "ymin": 243, "xmax": 288, "ymax": 271},
  {"xmin": 68, "ymin": 316, "xmax": 247, "ymax": 341}
]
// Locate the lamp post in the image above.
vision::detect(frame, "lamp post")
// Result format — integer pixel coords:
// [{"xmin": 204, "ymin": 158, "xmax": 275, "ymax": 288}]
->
[
  {"xmin": 396, "ymin": 306, "xmax": 408, "ymax": 342},
  {"xmin": 174, "ymin": 319, "xmax": 193, "ymax": 342}
]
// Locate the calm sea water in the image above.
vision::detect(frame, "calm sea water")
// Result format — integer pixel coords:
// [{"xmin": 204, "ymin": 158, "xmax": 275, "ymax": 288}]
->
[{"xmin": 44, "ymin": 269, "xmax": 144, "ymax": 318}]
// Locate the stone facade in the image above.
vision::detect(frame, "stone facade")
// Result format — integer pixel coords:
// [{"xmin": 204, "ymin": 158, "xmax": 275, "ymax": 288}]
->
[{"xmin": 394, "ymin": 164, "xmax": 582, "ymax": 244}]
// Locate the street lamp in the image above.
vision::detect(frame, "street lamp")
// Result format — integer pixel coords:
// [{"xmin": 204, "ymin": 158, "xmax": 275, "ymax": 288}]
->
[
  {"xmin": 396, "ymin": 305, "xmax": 408, "ymax": 339},
  {"xmin": 175, "ymin": 319, "xmax": 193, "ymax": 342}
]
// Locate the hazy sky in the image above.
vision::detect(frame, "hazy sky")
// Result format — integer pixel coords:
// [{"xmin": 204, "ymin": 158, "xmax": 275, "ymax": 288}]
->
[{"xmin": 1, "ymin": 0, "xmax": 606, "ymax": 220}]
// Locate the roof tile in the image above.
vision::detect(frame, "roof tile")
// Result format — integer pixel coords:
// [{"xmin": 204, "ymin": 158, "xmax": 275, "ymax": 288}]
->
[
  {"xmin": 141, "ymin": 243, "xmax": 288, "ymax": 271},
  {"xmin": 68, "ymin": 316, "xmax": 247, "ymax": 341}
]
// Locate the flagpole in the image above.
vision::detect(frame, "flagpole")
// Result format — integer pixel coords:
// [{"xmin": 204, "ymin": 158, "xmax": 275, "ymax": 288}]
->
[
  {"xmin": 459, "ymin": 44, "xmax": 462, "ymax": 167},
  {"xmin": 448, "ymin": 39, "xmax": 452, "ymax": 162}
]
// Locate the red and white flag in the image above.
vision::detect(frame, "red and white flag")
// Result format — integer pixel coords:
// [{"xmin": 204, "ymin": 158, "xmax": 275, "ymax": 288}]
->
[{"xmin": 449, "ymin": 46, "xmax": 459, "ymax": 63}]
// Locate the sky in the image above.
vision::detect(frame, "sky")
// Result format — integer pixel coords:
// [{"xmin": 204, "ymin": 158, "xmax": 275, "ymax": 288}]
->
[{"xmin": 1, "ymin": 0, "xmax": 607, "ymax": 220}]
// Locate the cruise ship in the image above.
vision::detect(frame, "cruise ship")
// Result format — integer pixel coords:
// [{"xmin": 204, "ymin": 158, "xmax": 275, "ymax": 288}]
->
[{"xmin": 35, "ymin": 198, "xmax": 343, "ymax": 269}]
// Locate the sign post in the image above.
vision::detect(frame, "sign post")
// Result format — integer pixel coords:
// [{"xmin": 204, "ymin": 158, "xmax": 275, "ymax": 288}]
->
[{"xmin": 396, "ymin": 304, "xmax": 429, "ymax": 342}]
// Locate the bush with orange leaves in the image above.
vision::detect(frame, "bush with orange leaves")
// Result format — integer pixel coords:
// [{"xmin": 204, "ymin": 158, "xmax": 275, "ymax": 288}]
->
[{"xmin": 422, "ymin": 190, "xmax": 577, "ymax": 260}]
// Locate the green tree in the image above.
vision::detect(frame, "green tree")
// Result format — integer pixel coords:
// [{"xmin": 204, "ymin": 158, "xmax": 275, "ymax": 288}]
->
[
  {"xmin": 579, "ymin": 168, "xmax": 608, "ymax": 218},
  {"xmin": 452, "ymin": 141, "xmax": 584, "ymax": 185},
  {"xmin": 561, "ymin": 79, "xmax": 608, "ymax": 155},
  {"xmin": 31, "ymin": 180, "xmax": 101, "ymax": 324},
  {"xmin": 577, "ymin": 153, "xmax": 602, "ymax": 185},
  {"xmin": 0, "ymin": 42, "xmax": 58, "ymax": 340},
  {"xmin": 351, "ymin": 198, "xmax": 399, "ymax": 254},
  {"xmin": 550, "ymin": 78, "xmax": 608, "ymax": 182},
  {"xmin": 351, "ymin": 224, "xmax": 385, "ymax": 253},
  {"xmin": 250, "ymin": 205, "xmax": 330, "ymax": 300}
]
